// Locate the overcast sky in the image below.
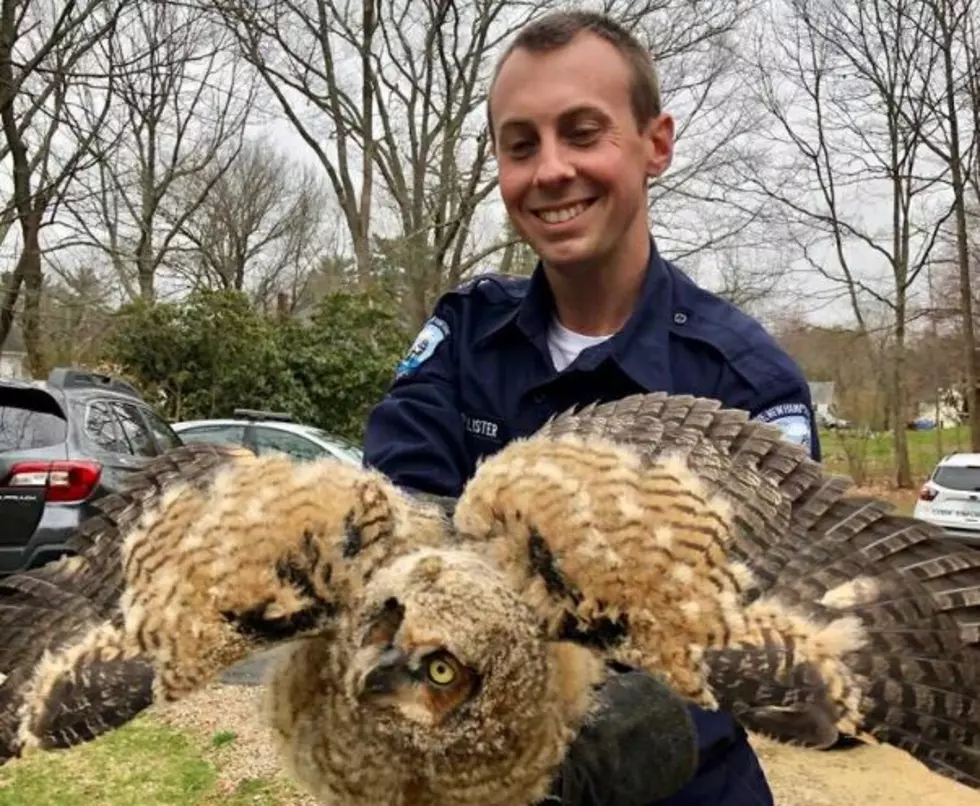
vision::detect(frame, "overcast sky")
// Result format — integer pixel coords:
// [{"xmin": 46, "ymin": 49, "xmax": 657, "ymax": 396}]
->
[{"xmin": 0, "ymin": 0, "xmax": 967, "ymax": 337}]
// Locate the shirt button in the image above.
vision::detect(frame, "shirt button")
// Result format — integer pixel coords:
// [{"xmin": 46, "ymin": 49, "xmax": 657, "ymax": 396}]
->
[{"xmin": 673, "ymin": 311, "xmax": 688, "ymax": 325}]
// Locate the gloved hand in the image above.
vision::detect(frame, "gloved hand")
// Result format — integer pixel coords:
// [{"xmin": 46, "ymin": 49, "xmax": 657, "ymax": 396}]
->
[{"xmin": 543, "ymin": 665, "xmax": 700, "ymax": 806}]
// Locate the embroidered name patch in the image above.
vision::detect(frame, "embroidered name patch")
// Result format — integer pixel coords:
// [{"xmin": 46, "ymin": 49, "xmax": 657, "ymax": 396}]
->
[
  {"xmin": 462, "ymin": 412, "xmax": 502, "ymax": 443},
  {"xmin": 753, "ymin": 402, "xmax": 813, "ymax": 451},
  {"xmin": 396, "ymin": 316, "xmax": 449, "ymax": 378}
]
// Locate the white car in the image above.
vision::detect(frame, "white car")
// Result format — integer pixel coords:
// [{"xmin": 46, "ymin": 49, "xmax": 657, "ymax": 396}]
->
[
  {"xmin": 913, "ymin": 452, "xmax": 980, "ymax": 541},
  {"xmin": 172, "ymin": 409, "xmax": 364, "ymax": 466}
]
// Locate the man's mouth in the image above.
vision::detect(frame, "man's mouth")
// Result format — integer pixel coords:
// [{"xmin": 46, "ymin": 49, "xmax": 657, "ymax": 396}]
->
[{"xmin": 533, "ymin": 199, "xmax": 595, "ymax": 225}]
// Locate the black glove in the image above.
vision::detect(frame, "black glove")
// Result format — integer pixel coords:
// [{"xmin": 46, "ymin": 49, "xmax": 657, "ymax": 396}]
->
[{"xmin": 543, "ymin": 665, "xmax": 699, "ymax": 806}]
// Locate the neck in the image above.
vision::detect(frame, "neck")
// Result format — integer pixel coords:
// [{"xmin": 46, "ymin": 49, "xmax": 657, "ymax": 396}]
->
[{"xmin": 543, "ymin": 232, "xmax": 650, "ymax": 336}]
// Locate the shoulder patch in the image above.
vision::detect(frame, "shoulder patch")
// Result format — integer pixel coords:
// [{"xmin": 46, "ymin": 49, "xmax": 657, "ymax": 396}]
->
[
  {"xmin": 753, "ymin": 402, "xmax": 813, "ymax": 451},
  {"xmin": 395, "ymin": 316, "xmax": 449, "ymax": 378}
]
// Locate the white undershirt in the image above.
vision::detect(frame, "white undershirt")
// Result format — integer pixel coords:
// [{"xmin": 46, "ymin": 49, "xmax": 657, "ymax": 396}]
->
[{"xmin": 547, "ymin": 316, "xmax": 613, "ymax": 372}]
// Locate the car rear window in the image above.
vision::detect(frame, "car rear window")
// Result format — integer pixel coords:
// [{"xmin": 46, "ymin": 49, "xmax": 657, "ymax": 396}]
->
[
  {"xmin": 0, "ymin": 388, "xmax": 68, "ymax": 452},
  {"xmin": 933, "ymin": 465, "xmax": 980, "ymax": 492}
]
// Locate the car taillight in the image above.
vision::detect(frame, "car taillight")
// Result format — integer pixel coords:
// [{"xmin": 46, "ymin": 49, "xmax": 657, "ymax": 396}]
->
[
  {"xmin": 918, "ymin": 484, "xmax": 938, "ymax": 502},
  {"xmin": 4, "ymin": 460, "xmax": 102, "ymax": 502}
]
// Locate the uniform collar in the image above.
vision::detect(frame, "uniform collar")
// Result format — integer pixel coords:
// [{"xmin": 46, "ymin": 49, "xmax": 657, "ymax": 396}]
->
[{"xmin": 482, "ymin": 237, "xmax": 675, "ymax": 391}]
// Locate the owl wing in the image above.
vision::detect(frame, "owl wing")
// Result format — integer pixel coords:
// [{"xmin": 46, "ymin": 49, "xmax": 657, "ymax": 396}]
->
[
  {"xmin": 452, "ymin": 392, "xmax": 980, "ymax": 789},
  {"xmin": 0, "ymin": 443, "xmax": 446, "ymax": 764},
  {"xmin": 0, "ymin": 442, "xmax": 248, "ymax": 761}
]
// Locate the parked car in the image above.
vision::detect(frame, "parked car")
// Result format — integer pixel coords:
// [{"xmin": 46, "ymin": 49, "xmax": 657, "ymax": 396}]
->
[
  {"xmin": 816, "ymin": 409, "xmax": 852, "ymax": 429},
  {"xmin": 913, "ymin": 452, "xmax": 980, "ymax": 542},
  {"xmin": 172, "ymin": 409, "xmax": 364, "ymax": 465},
  {"xmin": 0, "ymin": 367, "xmax": 185, "ymax": 576}
]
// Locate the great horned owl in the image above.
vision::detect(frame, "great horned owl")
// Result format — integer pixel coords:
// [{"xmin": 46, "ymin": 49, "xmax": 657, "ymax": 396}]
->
[
  {"xmin": 0, "ymin": 393, "xmax": 978, "ymax": 804},
  {"xmin": 265, "ymin": 547, "xmax": 604, "ymax": 805}
]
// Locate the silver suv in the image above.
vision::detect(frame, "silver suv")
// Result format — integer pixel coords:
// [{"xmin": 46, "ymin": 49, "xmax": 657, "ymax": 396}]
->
[{"xmin": 913, "ymin": 452, "xmax": 980, "ymax": 541}]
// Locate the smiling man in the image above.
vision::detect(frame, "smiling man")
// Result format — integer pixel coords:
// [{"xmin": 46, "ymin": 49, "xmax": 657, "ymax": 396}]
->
[
  {"xmin": 363, "ymin": 10, "xmax": 816, "ymax": 805},
  {"xmin": 489, "ymin": 23, "xmax": 671, "ymax": 341}
]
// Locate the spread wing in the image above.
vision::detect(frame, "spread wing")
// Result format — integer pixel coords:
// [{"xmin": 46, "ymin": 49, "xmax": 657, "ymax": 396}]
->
[
  {"xmin": 0, "ymin": 442, "xmax": 249, "ymax": 761},
  {"xmin": 0, "ymin": 443, "xmax": 448, "ymax": 763},
  {"xmin": 453, "ymin": 392, "xmax": 980, "ymax": 789}
]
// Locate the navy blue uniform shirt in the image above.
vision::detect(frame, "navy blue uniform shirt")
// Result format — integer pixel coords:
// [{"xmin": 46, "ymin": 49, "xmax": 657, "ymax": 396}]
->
[
  {"xmin": 363, "ymin": 239, "xmax": 818, "ymax": 805},
  {"xmin": 365, "ymin": 239, "xmax": 819, "ymax": 499}
]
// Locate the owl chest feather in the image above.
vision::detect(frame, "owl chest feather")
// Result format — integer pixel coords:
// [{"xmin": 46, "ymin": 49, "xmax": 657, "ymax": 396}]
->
[{"xmin": 261, "ymin": 640, "xmax": 578, "ymax": 806}]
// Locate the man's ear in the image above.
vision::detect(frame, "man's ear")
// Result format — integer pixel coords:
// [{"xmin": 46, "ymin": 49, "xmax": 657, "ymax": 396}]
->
[{"xmin": 644, "ymin": 112, "xmax": 675, "ymax": 179}]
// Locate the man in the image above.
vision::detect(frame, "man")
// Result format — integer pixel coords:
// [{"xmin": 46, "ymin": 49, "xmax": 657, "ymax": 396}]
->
[{"xmin": 364, "ymin": 10, "xmax": 818, "ymax": 805}]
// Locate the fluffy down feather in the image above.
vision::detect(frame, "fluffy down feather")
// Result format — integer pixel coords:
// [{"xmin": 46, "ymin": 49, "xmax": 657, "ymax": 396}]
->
[
  {"xmin": 529, "ymin": 392, "xmax": 980, "ymax": 786},
  {"xmin": 0, "ymin": 442, "xmax": 249, "ymax": 760},
  {"xmin": 263, "ymin": 547, "xmax": 604, "ymax": 806},
  {"xmin": 0, "ymin": 392, "xmax": 976, "ymax": 802}
]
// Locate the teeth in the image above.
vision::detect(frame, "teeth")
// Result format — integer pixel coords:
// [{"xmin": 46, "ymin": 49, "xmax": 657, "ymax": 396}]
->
[{"xmin": 538, "ymin": 201, "xmax": 590, "ymax": 224}]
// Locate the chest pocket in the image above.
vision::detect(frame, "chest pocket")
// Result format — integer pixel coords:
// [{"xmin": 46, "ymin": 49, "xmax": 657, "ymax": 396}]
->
[{"xmin": 460, "ymin": 411, "xmax": 508, "ymax": 464}]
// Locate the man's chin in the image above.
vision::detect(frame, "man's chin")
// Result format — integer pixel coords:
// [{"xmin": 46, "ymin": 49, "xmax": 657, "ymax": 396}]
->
[{"xmin": 536, "ymin": 241, "xmax": 605, "ymax": 275}]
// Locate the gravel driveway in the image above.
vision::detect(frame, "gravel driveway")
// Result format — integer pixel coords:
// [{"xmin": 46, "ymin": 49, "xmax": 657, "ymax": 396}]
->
[
  {"xmin": 219, "ymin": 651, "xmax": 273, "ymax": 685},
  {"xmin": 156, "ymin": 682, "xmax": 980, "ymax": 806}
]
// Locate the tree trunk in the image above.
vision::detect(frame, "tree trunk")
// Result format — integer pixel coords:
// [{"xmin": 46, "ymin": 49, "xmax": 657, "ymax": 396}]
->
[
  {"xmin": 955, "ymin": 193, "xmax": 979, "ymax": 451},
  {"xmin": 0, "ymin": 268, "xmax": 23, "ymax": 351},
  {"xmin": 356, "ymin": 0, "xmax": 376, "ymax": 290},
  {"xmin": 939, "ymin": 3, "xmax": 980, "ymax": 450},
  {"xmin": 21, "ymin": 243, "xmax": 44, "ymax": 377},
  {"xmin": 136, "ymin": 225, "xmax": 156, "ymax": 300},
  {"xmin": 353, "ymin": 222, "xmax": 372, "ymax": 291},
  {"xmin": 892, "ymin": 308, "xmax": 913, "ymax": 487},
  {"xmin": 15, "ymin": 207, "xmax": 45, "ymax": 377}
]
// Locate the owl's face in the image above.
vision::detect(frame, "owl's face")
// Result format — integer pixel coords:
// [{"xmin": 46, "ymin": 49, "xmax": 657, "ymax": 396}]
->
[
  {"xmin": 343, "ymin": 548, "xmax": 567, "ymax": 755},
  {"xmin": 350, "ymin": 594, "xmax": 484, "ymax": 729}
]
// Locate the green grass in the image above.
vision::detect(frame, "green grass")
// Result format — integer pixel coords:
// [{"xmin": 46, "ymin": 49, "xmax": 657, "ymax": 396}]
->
[
  {"xmin": 210, "ymin": 730, "xmax": 238, "ymax": 748},
  {"xmin": 820, "ymin": 425, "xmax": 973, "ymax": 485},
  {"xmin": 0, "ymin": 718, "xmax": 299, "ymax": 806}
]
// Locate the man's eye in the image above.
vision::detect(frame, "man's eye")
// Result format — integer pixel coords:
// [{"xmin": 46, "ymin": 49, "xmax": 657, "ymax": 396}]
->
[
  {"xmin": 569, "ymin": 127, "xmax": 600, "ymax": 144},
  {"xmin": 505, "ymin": 141, "xmax": 534, "ymax": 158}
]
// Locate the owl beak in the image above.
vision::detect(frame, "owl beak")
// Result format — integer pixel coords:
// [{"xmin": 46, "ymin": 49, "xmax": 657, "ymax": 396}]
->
[{"xmin": 362, "ymin": 647, "xmax": 410, "ymax": 695}]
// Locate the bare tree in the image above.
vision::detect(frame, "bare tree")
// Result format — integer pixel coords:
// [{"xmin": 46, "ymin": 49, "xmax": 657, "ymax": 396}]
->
[
  {"xmin": 621, "ymin": 0, "xmax": 773, "ymax": 269},
  {"xmin": 907, "ymin": 0, "xmax": 980, "ymax": 450},
  {"xmin": 744, "ymin": 0, "xmax": 952, "ymax": 487},
  {"xmin": 39, "ymin": 264, "xmax": 115, "ymax": 366},
  {"xmin": 710, "ymin": 245, "xmax": 791, "ymax": 317},
  {"xmin": 0, "ymin": 0, "xmax": 133, "ymax": 373},
  {"xmin": 289, "ymin": 249, "xmax": 360, "ymax": 314},
  {"xmin": 214, "ymin": 0, "xmax": 529, "ymax": 325},
  {"xmin": 961, "ymin": 8, "xmax": 980, "ymax": 446},
  {"xmin": 213, "ymin": 0, "xmax": 757, "ymax": 326},
  {"xmin": 61, "ymin": 1, "xmax": 255, "ymax": 301},
  {"xmin": 930, "ymin": 204, "xmax": 980, "ymax": 426},
  {"xmin": 967, "ymin": 12, "xmax": 980, "ymax": 207},
  {"xmin": 168, "ymin": 138, "xmax": 331, "ymax": 305}
]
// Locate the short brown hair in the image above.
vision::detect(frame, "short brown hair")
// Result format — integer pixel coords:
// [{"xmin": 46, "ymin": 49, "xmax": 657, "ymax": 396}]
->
[{"xmin": 487, "ymin": 11, "xmax": 662, "ymax": 136}]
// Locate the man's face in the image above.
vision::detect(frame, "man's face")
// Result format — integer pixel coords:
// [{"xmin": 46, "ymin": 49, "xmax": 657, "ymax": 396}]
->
[{"xmin": 489, "ymin": 33, "xmax": 674, "ymax": 274}]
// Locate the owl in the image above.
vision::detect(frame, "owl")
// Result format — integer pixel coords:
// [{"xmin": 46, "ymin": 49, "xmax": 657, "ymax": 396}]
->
[{"xmin": 0, "ymin": 393, "xmax": 977, "ymax": 805}]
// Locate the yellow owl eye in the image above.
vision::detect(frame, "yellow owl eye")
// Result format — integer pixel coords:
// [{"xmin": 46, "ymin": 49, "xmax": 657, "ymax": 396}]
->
[{"xmin": 426, "ymin": 657, "xmax": 457, "ymax": 686}]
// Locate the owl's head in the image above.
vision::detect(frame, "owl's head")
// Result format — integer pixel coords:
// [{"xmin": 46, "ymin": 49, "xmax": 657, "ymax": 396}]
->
[{"xmin": 344, "ymin": 547, "xmax": 602, "ymax": 784}]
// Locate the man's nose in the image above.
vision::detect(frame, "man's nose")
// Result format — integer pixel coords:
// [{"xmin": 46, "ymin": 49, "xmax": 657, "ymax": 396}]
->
[{"xmin": 532, "ymin": 139, "xmax": 575, "ymax": 186}]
